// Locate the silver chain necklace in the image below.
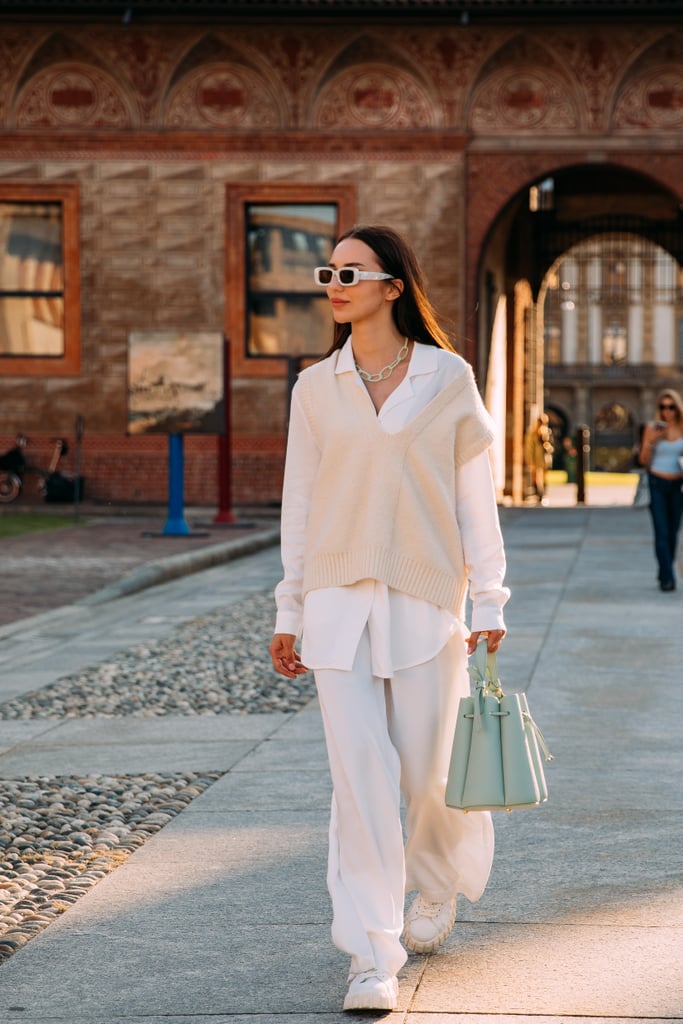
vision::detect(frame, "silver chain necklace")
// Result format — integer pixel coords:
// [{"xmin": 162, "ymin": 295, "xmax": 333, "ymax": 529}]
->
[{"xmin": 355, "ymin": 339, "xmax": 410, "ymax": 383}]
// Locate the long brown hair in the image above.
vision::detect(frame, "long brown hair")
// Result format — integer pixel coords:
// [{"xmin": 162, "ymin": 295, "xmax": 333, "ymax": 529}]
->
[{"xmin": 322, "ymin": 225, "xmax": 456, "ymax": 356}]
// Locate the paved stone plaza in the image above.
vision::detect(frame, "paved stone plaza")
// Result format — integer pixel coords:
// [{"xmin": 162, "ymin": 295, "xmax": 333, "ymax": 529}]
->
[{"xmin": 0, "ymin": 504, "xmax": 681, "ymax": 1023}]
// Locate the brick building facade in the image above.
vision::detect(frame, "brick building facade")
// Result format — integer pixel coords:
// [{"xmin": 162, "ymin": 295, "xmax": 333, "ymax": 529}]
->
[{"xmin": 0, "ymin": 0, "xmax": 681, "ymax": 506}]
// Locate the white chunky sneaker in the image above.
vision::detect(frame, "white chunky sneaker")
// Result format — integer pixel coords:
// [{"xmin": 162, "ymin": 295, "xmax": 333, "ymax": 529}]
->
[
  {"xmin": 343, "ymin": 969, "xmax": 399, "ymax": 1011},
  {"xmin": 402, "ymin": 893, "xmax": 457, "ymax": 954}
]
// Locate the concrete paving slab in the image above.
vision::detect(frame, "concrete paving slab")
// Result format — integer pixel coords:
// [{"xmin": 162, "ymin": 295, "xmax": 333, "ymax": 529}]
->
[
  {"xmin": 273, "ymin": 701, "xmax": 325, "ymax": 740},
  {"xmin": 4, "ymin": 1019, "xmax": 396, "ymax": 1024},
  {"xmin": 478, "ymin": 810, "xmax": 683, "ymax": 926},
  {"xmin": 0, "ymin": 921, "xmax": 348, "ymax": 1018},
  {"xmin": 20, "ymin": 713, "xmax": 289, "ymax": 746},
  {"xmin": 0, "ymin": 739, "xmax": 255, "ymax": 776},
  {"xmin": 228, "ymin": 736, "xmax": 330, "ymax": 773},
  {"xmin": 0, "ymin": 674, "xmax": 75, "ymax": 702},
  {"xmin": 0, "ymin": 720, "xmax": 61, "ymax": 751},
  {"xmin": 406, "ymin": 1018, "xmax": 681, "ymax": 1024},
  {"xmin": 536, "ymin": 765, "xmax": 683, "ymax": 810},
  {"xmin": 72, "ymin": 845, "xmax": 329, "ymax": 923},
  {"xmin": 127, "ymin": 805, "xmax": 329, "ymax": 853},
  {"xmin": 411, "ymin": 923, "xmax": 683, "ymax": 1017},
  {"xmin": 5, "ymin": 1018, "xmax": 404, "ymax": 1024},
  {"xmin": 0, "ymin": 900, "xmax": 424, "ymax": 1022},
  {"xmin": 185, "ymin": 768, "xmax": 332, "ymax": 812}
]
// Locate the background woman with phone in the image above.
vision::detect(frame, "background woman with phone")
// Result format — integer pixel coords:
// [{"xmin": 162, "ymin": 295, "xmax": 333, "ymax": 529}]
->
[{"xmin": 639, "ymin": 389, "xmax": 683, "ymax": 591}]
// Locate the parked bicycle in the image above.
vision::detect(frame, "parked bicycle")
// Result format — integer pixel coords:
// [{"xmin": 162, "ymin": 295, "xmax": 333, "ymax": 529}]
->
[{"xmin": 0, "ymin": 434, "xmax": 70, "ymax": 503}]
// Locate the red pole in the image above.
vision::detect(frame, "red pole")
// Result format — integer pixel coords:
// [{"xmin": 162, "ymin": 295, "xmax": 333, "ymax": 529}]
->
[{"xmin": 214, "ymin": 335, "xmax": 237, "ymax": 524}]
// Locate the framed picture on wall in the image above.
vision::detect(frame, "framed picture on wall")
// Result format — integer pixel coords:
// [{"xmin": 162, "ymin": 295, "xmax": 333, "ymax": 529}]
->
[{"xmin": 127, "ymin": 330, "xmax": 224, "ymax": 435}]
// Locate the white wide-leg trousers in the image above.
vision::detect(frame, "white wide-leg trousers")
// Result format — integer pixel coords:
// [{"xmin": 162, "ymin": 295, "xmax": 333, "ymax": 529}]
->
[{"xmin": 314, "ymin": 626, "xmax": 494, "ymax": 978}]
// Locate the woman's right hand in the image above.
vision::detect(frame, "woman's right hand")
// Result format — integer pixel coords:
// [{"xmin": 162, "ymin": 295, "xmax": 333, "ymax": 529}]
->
[{"xmin": 269, "ymin": 633, "xmax": 309, "ymax": 678}]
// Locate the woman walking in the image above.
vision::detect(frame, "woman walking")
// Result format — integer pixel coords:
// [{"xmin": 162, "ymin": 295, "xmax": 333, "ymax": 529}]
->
[
  {"xmin": 639, "ymin": 389, "xmax": 683, "ymax": 591},
  {"xmin": 269, "ymin": 225, "xmax": 509, "ymax": 1012}
]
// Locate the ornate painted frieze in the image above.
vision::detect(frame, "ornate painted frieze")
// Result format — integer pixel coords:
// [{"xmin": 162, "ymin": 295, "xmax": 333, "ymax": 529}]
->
[
  {"xmin": 0, "ymin": 23, "xmax": 678, "ymax": 138},
  {"xmin": 551, "ymin": 31, "xmax": 656, "ymax": 131},
  {"xmin": 468, "ymin": 37, "xmax": 579, "ymax": 133},
  {"xmin": 614, "ymin": 67, "xmax": 683, "ymax": 130},
  {"xmin": 13, "ymin": 64, "xmax": 135, "ymax": 128},
  {"xmin": 164, "ymin": 63, "xmax": 283, "ymax": 128},
  {"xmin": 612, "ymin": 35, "xmax": 683, "ymax": 132},
  {"xmin": 314, "ymin": 64, "xmax": 435, "ymax": 129}
]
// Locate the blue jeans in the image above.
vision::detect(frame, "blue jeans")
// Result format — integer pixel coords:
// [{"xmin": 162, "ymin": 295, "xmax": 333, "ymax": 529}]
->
[{"xmin": 647, "ymin": 473, "xmax": 683, "ymax": 586}]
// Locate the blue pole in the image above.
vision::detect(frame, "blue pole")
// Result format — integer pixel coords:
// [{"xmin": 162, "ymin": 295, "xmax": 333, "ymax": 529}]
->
[{"xmin": 162, "ymin": 433, "xmax": 190, "ymax": 535}]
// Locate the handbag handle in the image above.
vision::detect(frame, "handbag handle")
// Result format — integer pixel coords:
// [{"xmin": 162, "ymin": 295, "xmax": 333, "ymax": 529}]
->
[
  {"xmin": 467, "ymin": 641, "xmax": 502, "ymax": 735},
  {"xmin": 469, "ymin": 641, "xmax": 503, "ymax": 698},
  {"xmin": 470, "ymin": 642, "xmax": 554, "ymax": 762}
]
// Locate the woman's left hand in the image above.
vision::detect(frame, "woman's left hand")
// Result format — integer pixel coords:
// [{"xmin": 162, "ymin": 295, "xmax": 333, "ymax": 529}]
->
[{"xmin": 466, "ymin": 629, "xmax": 506, "ymax": 655}]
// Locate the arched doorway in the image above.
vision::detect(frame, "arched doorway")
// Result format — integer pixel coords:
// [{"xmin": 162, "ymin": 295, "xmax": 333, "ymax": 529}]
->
[
  {"xmin": 541, "ymin": 231, "xmax": 681, "ymax": 473},
  {"xmin": 476, "ymin": 163, "xmax": 683, "ymax": 502}
]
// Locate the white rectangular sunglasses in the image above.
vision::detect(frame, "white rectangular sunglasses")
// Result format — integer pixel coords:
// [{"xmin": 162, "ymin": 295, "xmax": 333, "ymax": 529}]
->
[{"xmin": 314, "ymin": 266, "xmax": 394, "ymax": 287}]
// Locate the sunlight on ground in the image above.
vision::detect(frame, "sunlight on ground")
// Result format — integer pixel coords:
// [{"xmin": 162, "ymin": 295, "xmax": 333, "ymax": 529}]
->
[{"xmin": 545, "ymin": 471, "xmax": 639, "ymax": 508}]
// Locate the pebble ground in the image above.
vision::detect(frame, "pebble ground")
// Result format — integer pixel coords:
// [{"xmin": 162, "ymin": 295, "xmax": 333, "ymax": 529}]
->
[
  {"xmin": 0, "ymin": 591, "xmax": 315, "ymax": 719},
  {"xmin": 0, "ymin": 512, "xmax": 287, "ymax": 962},
  {"xmin": 0, "ymin": 772, "xmax": 221, "ymax": 962}
]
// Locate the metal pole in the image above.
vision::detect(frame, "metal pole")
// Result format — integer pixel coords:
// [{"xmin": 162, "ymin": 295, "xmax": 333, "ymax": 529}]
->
[
  {"xmin": 162, "ymin": 433, "xmax": 190, "ymax": 535},
  {"xmin": 576, "ymin": 424, "xmax": 590, "ymax": 505},
  {"xmin": 73, "ymin": 414, "xmax": 84, "ymax": 522},
  {"xmin": 214, "ymin": 335, "xmax": 237, "ymax": 524}
]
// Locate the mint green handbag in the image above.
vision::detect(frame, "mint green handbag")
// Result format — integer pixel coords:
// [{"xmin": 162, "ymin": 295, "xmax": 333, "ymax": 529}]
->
[{"xmin": 445, "ymin": 643, "xmax": 553, "ymax": 812}]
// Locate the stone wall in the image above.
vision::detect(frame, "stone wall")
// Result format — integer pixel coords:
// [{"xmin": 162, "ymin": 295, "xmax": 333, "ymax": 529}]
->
[{"xmin": 0, "ymin": 155, "xmax": 462, "ymax": 505}]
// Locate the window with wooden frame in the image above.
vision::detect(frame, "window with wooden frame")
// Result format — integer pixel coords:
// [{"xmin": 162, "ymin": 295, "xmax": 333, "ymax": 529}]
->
[
  {"xmin": 225, "ymin": 184, "xmax": 355, "ymax": 377},
  {"xmin": 0, "ymin": 182, "xmax": 80, "ymax": 376}
]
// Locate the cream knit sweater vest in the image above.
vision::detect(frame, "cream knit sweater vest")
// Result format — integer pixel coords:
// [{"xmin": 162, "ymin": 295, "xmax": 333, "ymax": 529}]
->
[{"xmin": 296, "ymin": 349, "xmax": 495, "ymax": 616}]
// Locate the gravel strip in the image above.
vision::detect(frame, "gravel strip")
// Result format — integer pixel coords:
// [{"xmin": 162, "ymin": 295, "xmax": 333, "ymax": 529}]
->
[
  {"xmin": 0, "ymin": 772, "xmax": 222, "ymax": 962},
  {"xmin": 0, "ymin": 590, "xmax": 316, "ymax": 719}
]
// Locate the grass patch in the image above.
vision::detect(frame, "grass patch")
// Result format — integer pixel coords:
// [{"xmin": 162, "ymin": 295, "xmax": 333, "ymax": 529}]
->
[{"xmin": 0, "ymin": 513, "xmax": 74, "ymax": 538}]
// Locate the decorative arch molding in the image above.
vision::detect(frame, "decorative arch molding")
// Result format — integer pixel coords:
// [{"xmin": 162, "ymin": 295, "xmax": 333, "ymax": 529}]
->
[
  {"xmin": 320, "ymin": 35, "xmax": 430, "ymax": 88},
  {"xmin": 611, "ymin": 33, "xmax": 683, "ymax": 132},
  {"xmin": 16, "ymin": 32, "xmax": 106, "ymax": 92},
  {"xmin": 89, "ymin": 28, "xmax": 194, "ymax": 124},
  {"xmin": 310, "ymin": 33, "xmax": 439, "ymax": 130},
  {"xmin": 548, "ymin": 29, "xmax": 662, "ymax": 132},
  {"xmin": 312, "ymin": 63, "xmax": 437, "ymax": 130},
  {"xmin": 165, "ymin": 33, "xmax": 265, "ymax": 93},
  {"xmin": 161, "ymin": 33, "xmax": 287, "ymax": 129},
  {"xmin": 466, "ymin": 35, "xmax": 580, "ymax": 134},
  {"xmin": 313, "ymin": 63, "xmax": 437, "ymax": 129},
  {"xmin": 0, "ymin": 27, "xmax": 41, "ymax": 123},
  {"xmin": 396, "ymin": 28, "xmax": 514, "ymax": 130},
  {"xmin": 163, "ymin": 60, "xmax": 285, "ymax": 129},
  {"xmin": 12, "ymin": 61, "xmax": 137, "ymax": 129}
]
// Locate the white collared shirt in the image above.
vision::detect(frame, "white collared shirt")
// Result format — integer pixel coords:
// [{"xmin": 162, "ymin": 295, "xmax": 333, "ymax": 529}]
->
[{"xmin": 275, "ymin": 338, "xmax": 509, "ymax": 676}]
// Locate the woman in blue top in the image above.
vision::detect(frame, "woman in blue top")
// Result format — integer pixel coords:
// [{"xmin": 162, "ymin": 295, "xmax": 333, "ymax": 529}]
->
[{"xmin": 639, "ymin": 389, "xmax": 683, "ymax": 591}]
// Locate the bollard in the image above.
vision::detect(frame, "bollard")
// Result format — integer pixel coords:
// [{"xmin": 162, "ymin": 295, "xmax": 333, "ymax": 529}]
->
[
  {"xmin": 576, "ymin": 424, "xmax": 590, "ymax": 505},
  {"xmin": 73, "ymin": 414, "xmax": 84, "ymax": 522}
]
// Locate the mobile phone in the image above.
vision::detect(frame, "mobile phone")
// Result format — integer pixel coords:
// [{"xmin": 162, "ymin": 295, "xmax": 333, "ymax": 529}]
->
[{"xmin": 654, "ymin": 421, "xmax": 666, "ymax": 430}]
